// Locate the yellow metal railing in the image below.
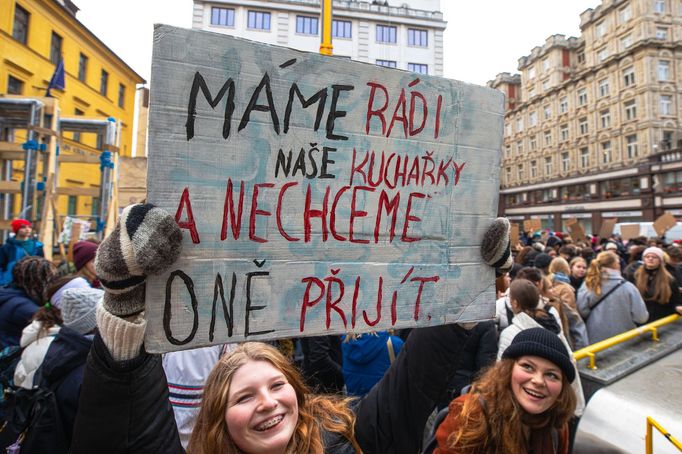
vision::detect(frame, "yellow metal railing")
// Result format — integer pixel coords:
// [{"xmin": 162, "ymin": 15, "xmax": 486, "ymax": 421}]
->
[
  {"xmin": 574, "ymin": 314, "xmax": 680, "ymax": 369},
  {"xmin": 646, "ymin": 416, "xmax": 682, "ymax": 453}
]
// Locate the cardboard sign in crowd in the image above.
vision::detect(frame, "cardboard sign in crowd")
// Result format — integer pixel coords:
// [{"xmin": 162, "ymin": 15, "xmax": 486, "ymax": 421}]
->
[{"xmin": 144, "ymin": 25, "xmax": 504, "ymax": 352}]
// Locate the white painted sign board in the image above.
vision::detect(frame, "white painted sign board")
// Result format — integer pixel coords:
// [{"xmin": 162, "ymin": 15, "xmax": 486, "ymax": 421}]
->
[{"xmin": 144, "ymin": 25, "xmax": 504, "ymax": 353}]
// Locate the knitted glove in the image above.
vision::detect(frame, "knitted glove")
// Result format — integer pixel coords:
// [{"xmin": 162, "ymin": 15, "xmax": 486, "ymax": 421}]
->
[
  {"xmin": 96, "ymin": 204, "xmax": 183, "ymax": 317},
  {"xmin": 480, "ymin": 217, "xmax": 513, "ymax": 274}
]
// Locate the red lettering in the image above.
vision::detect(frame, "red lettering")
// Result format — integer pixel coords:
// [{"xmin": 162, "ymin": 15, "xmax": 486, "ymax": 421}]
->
[
  {"xmin": 367, "ymin": 151, "xmax": 385, "ymax": 188},
  {"xmin": 221, "ymin": 179, "xmax": 244, "ymax": 241},
  {"xmin": 324, "ymin": 271, "xmax": 347, "ymax": 329},
  {"xmin": 452, "ymin": 161, "xmax": 466, "ymax": 186},
  {"xmin": 386, "ymin": 88, "xmax": 408, "ymax": 138},
  {"xmin": 365, "ymin": 82, "xmax": 389, "ymax": 135},
  {"xmin": 175, "ymin": 187, "xmax": 200, "ymax": 244},
  {"xmin": 434, "ymin": 94, "xmax": 443, "ymax": 139},
  {"xmin": 330, "ymin": 185, "xmax": 350, "ymax": 241},
  {"xmin": 304, "ymin": 184, "xmax": 330, "ymax": 242},
  {"xmin": 374, "ymin": 190, "xmax": 400, "ymax": 243},
  {"xmin": 276, "ymin": 182, "xmax": 299, "ymax": 242},
  {"xmin": 351, "ymin": 276, "xmax": 361, "ymax": 329},
  {"xmin": 411, "ymin": 275, "xmax": 440, "ymax": 321},
  {"xmin": 383, "ymin": 153, "xmax": 397, "ymax": 189},
  {"xmin": 362, "ymin": 276, "xmax": 383, "ymax": 327},
  {"xmin": 406, "ymin": 156, "xmax": 420, "ymax": 186},
  {"xmin": 300, "ymin": 277, "xmax": 325, "ymax": 332},
  {"xmin": 349, "ymin": 186, "xmax": 374, "ymax": 244},
  {"xmin": 249, "ymin": 183, "xmax": 274, "ymax": 243},
  {"xmin": 402, "ymin": 192, "xmax": 425, "ymax": 242},
  {"xmin": 409, "ymin": 90, "xmax": 428, "ymax": 136},
  {"xmin": 349, "ymin": 148, "xmax": 369, "ymax": 186}
]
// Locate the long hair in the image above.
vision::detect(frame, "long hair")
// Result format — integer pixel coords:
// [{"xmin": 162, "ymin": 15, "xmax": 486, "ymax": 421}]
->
[
  {"xmin": 549, "ymin": 257, "xmax": 570, "ymax": 277},
  {"xmin": 12, "ymin": 256, "xmax": 58, "ymax": 303},
  {"xmin": 634, "ymin": 261, "xmax": 672, "ymax": 304},
  {"xmin": 444, "ymin": 359, "xmax": 576, "ymax": 454},
  {"xmin": 515, "ymin": 246, "xmax": 533, "ymax": 265},
  {"xmin": 187, "ymin": 342, "xmax": 361, "ymax": 454},
  {"xmin": 569, "ymin": 256, "xmax": 587, "ymax": 278},
  {"xmin": 585, "ymin": 251, "xmax": 619, "ymax": 296}
]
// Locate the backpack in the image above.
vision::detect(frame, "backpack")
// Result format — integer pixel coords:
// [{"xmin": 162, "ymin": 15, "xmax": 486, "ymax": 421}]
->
[
  {"xmin": 0, "ymin": 383, "xmax": 68, "ymax": 453},
  {"xmin": 0, "ymin": 346, "xmax": 22, "ymax": 414}
]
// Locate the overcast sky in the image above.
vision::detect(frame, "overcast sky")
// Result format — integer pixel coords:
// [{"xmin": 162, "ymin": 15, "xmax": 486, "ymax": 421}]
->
[{"xmin": 76, "ymin": 0, "xmax": 599, "ymax": 86}]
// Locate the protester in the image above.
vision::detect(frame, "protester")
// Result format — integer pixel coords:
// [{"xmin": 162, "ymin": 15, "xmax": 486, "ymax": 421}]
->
[
  {"xmin": 434, "ymin": 328, "xmax": 577, "ymax": 453},
  {"xmin": 300, "ymin": 335, "xmax": 345, "ymax": 394},
  {"xmin": 70, "ymin": 204, "xmax": 511, "ymax": 453},
  {"xmin": 0, "ymin": 219, "xmax": 44, "ymax": 285},
  {"xmin": 548, "ymin": 257, "xmax": 576, "ymax": 309},
  {"xmin": 0, "ymin": 257, "xmax": 57, "ymax": 348},
  {"xmin": 341, "ymin": 330, "xmax": 404, "ymax": 397},
  {"xmin": 495, "ymin": 271, "xmax": 510, "ymax": 299},
  {"xmin": 72, "ymin": 241, "xmax": 100, "ymax": 288},
  {"xmin": 13, "ymin": 302, "xmax": 61, "ymax": 389},
  {"xmin": 630, "ymin": 247, "xmax": 682, "ymax": 322},
  {"xmin": 577, "ymin": 251, "xmax": 648, "ymax": 343},
  {"xmin": 624, "ymin": 245, "xmax": 645, "ymax": 281},
  {"xmin": 664, "ymin": 245, "xmax": 682, "ymax": 289},
  {"xmin": 569, "ymin": 256, "xmax": 587, "ymax": 292}
]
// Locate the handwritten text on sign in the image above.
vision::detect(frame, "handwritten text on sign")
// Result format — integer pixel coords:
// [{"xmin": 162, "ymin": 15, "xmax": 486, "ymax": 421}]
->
[{"xmin": 144, "ymin": 25, "xmax": 504, "ymax": 353}]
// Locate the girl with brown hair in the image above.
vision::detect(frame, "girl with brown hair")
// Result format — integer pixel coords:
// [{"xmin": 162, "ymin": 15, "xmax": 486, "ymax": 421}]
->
[
  {"xmin": 630, "ymin": 247, "xmax": 682, "ymax": 322},
  {"xmin": 569, "ymin": 256, "xmax": 587, "ymax": 292},
  {"xmin": 435, "ymin": 327, "xmax": 577, "ymax": 454},
  {"xmin": 577, "ymin": 251, "xmax": 648, "ymax": 343}
]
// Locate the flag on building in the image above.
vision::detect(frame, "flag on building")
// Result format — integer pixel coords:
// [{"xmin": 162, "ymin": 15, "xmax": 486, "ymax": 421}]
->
[{"xmin": 46, "ymin": 60, "xmax": 65, "ymax": 97}]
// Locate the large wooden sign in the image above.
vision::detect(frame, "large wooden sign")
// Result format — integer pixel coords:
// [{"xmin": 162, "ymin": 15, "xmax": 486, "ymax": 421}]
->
[{"xmin": 144, "ymin": 25, "xmax": 504, "ymax": 352}]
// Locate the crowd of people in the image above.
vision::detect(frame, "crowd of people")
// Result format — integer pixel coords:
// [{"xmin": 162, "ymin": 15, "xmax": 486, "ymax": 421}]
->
[{"xmin": 0, "ymin": 210, "xmax": 681, "ymax": 453}]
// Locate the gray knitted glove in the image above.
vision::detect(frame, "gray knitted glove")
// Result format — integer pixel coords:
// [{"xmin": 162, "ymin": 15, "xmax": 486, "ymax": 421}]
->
[
  {"xmin": 480, "ymin": 217, "xmax": 513, "ymax": 273},
  {"xmin": 96, "ymin": 204, "xmax": 183, "ymax": 316}
]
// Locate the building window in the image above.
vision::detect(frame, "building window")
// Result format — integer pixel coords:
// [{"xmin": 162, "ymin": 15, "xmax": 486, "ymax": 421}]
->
[
  {"xmin": 624, "ymin": 99, "xmax": 637, "ymax": 120},
  {"xmin": 530, "ymin": 160, "xmax": 538, "ymax": 178},
  {"xmin": 596, "ymin": 21, "xmax": 607, "ymax": 38},
  {"xmin": 408, "ymin": 63, "xmax": 428, "ymax": 74},
  {"xmin": 577, "ymin": 88, "xmax": 588, "ymax": 106},
  {"xmin": 656, "ymin": 27, "xmax": 668, "ymax": 39},
  {"xmin": 211, "ymin": 7, "xmax": 235, "ymax": 26},
  {"xmin": 73, "ymin": 108, "xmax": 84, "ymax": 142},
  {"xmin": 516, "ymin": 140, "xmax": 524, "ymax": 155},
  {"xmin": 78, "ymin": 53, "xmax": 88, "ymax": 82},
  {"xmin": 530, "ymin": 135, "xmax": 537, "ymax": 151},
  {"xmin": 505, "ymin": 123, "xmax": 512, "ymax": 136},
  {"xmin": 7, "ymin": 75, "xmax": 24, "ymax": 95},
  {"xmin": 660, "ymin": 94, "xmax": 672, "ymax": 115},
  {"xmin": 541, "ymin": 79, "xmax": 549, "ymax": 92},
  {"xmin": 601, "ymin": 141, "xmax": 612, "ymax": 163},
  {"xmin": 544, "ymin": 130, "xmax": 552, "ymax": 146},
  {"xmin": 543, "ymin": 105, "xmax": 552, "ymax": 119},
  {"xmin": 118, "ymin": 84, "xmax": 125, "ymax": 108},
  {"xmin": 659, "ymin": 170, "xmax": 682, "ymax": 193},
  {"xmin": 528, "ymin": 86, "xmax": 536, "ymax": 98},
  {"xmin": 332, "ymin": 20, "xmax": 351, "ymax": 38},
  {"xmin": 296, "ymin": 16, "xmax": 318, "ymax": 35},
  {"xmin": 529, "ymin": 111, "xmax": 537, "ymax": 127},
  {"xmin": 598, "ymin": 78, "xmax": 609, "ymax": 97},
  {"xmin": 621, "ymin": 34, "xmax": 632, "ymax": 49},
  {"xmin": 579, "ymin": 117, "xmax": 588, "ymax": 135},
  {"xmin": 561, "ymin": 152, "xmax": 570, "ymax": 172},
  {"xmin": 602, "ymin": 177, "xmax": 641, "ymax": 198},
  {"xmin": 559, "ymin": 96, "xmax": 568, "ymax": 114},
  {"xmin": 600, "ymin": 109, "xmax": 611, "ymax": 128},
  {"xmin": 626, "ymin": 134, "xmax": 638, "ymax": 158},
  {"xmin": 517, "ymin": 164, "xmax": 524, "ymax": 181},
  {"xmin": 654, "ymin": 0, "xmax": 666, "ymax": 13},
  {"xmin": 408, "ymin": 28, "xmax": 428, "ymax": 47},
  {"xmin": 516, "ymin": 117, "xmax": 524, "ymax": 132},
  {"xmin": 505, "ymin": 145, "xmax": 511, "ymax": 158},
  {"xmin": 50, "ymin": 31, "xmax": 62, "ymax": 64},
  {"xmin": 247, "ymin": 11, "xmax": 271, "ymax": 30},
  {"xmin": 580, "ymin": 147, "xmax": 590, "ymax": 168},
  {"xmin": 545, "ymin": 157, "xmax": 553, "ymax": 176},
  {"xmin": 658, "ymin": 60, "xmax": 670, "ymax": 80},
  {"xmin": 100, "ymin": 69, "xmax": 108, "ymax": 96},
  {"xmin": 623, "ymin": 66, "xmax": 635, "ymax": 86},
  {"xmin": 598, "ymin": 47, "xmax": 609, "ymax": 62},
  {"xmin": 560, "ymin": 124, "xmax": 569, "ymax": 142},
  {"xmin": 67, "ymin": 196, "xmax": 78, "ymax": 215},
  {"xmin": 528, "ymin": 67, "xmax": 536, "ymax": 79},
  {"xmin": 505, "ymin": 167, "xmax": 512, "ymax": 183},
  {"xmin": 376, "ymin": 59, "xmax": 396, "ymax": 68},
  {"xmin": 376, "ymin": 24, "xmax": 397, "ymax": 43},
  {"xmin": 13, "ymin": 4, "xmax": 29, "ymax": 45},
  {"xmin": 543, "ymin": 58, "xmax": 550, "ymax": 71},
  {"xmin": 619, "ymin": 4, "xmax": 632, "ymax": 23},
  {"xmin": 577, "ymin": 52, "xmax": 585, "ymax": 64}
]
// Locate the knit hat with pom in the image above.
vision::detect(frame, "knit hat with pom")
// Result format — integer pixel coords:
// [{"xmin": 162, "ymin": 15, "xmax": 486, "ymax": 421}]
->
[
  {"xmin": 61, "ymin": 288, "xmax": 104, "ymax": 335},
  {"xmin": 481, "ymin": 218, "xmax": 513, "ymax": 273}
]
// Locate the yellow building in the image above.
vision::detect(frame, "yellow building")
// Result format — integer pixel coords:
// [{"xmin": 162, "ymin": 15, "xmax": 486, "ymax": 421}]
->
[{"xmin": 0, "ymin": 0, "xmax": 144, "ymax": 218}]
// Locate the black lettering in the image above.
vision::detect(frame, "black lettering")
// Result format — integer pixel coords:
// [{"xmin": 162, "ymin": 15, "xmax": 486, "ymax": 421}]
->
[
  {"xmin": 320, "ymin": 146, "xmax": 336, "ymax": 179},
  {"xmin": 238, "ymin": 72, "xmax": 280, "ymax": 135},
  {"xmin": 244, "ymin": 271, "xmax": 275, "ymax": 337},
  {"xmin": 209, "ymin": 272, "xmax": 235, "ymax": 341},
  {"xmin": 164, "ymin": 270, "xmax": 199, "ymax": 345},
  {"xmin": 275, "ymin": 149, "xmax": 293, "ymax": 178},
  {"xmin": 185, "ymin": 72, "xmax": 235, "ymax": 141},
  {"xmin": 326, "ymin": 84, "xmax": 354, "ymax": 141},
  {"xmin": 284, "ymin": 84, "xmax": 328, "ymax": 133}
]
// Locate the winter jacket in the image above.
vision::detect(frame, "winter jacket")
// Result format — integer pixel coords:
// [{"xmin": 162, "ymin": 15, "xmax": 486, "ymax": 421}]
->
[
  {"xmin": 14, "ymin": 320, "xmax": 61, "ymax": 389},
  {"xmin": 37, "ymin": 326, "xmax": 93, "ymax": 452},
  {"xmin": 71, "ymin": 323, "xmax": 471, "ymax": 454},
  {"xmin": 665, "ymin": 263, "xmax": 682, "ymax": 289},
  {"xmin": 551, "ymin": 279, "xmax": 576, "ymax": 310},
  {"xmin": 0, "ymin": 286, "xmax": 40, "ymax": 348},
  {"xmin": 301, "ymin": 334, "xmax": 344, "ymax": 393},
  {"xmin": 497, "ymin": 312, "xmax": 585, "ymax": 417},
  {"xmin": 0, "ymin": 237, "xmax": 44, "ymax": 285},
  {"xmin": 434, "ymin": 393, "xmax": 570, "ymax": 454},
  {"xmin": 629, "ymin": 267, "xmax": 682, "ymax": 322},
  {"xmin": 162, "ymin": 344, "xmax": 231, "ymax": 449},
  {"xmin": 341, "ymin": 331, "xmax": 404, "ymax": 397},
  {"xmin": 577, "ymin": 269, "xmax": 649, "ymax": 343}
]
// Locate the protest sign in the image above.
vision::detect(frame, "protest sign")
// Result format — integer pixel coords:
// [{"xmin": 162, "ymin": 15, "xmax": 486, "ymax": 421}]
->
[
  {"xmin": 144, "ymin": 25, "xmax": 504, "ymax": 352},
  {"xmin": 510, "ymin": 223, "xmax": 520, "ymax": 248},
  {"xmin": 568, "ymin": 221, "xmax": 586, "ymax": 241},
  {"xmin": 599, "ymin": 218, "xmax": 617, "ymax": 239},
  {"xmin": 653, "ymin": 212, "xmax": 677, "ymax": 237},
  {"xmin": 621, "ymin": 224, "xmax": 641, "ymax": 240}
]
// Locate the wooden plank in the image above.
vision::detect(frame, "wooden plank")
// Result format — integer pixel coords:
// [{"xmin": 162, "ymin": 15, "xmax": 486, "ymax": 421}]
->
[
  {"xmin": 144, "ymin": 25, "xmax": 504, "ymax": 353},
  {"xmin": 58, "ymin": 154, "xmax": 101, "ymax": 164},
  {"xmin": 0, "ymin": 181, "xmax": 22, "ymax": 193},
  {"xmin": 56, "ymin": 186, "xmax": 100, "ymax": 196}
]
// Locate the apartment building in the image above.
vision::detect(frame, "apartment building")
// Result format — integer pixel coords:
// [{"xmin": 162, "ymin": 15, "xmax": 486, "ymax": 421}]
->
[
  {"xmin": 192, "ymin": 0, "xmax": 445, "ymax": 76},
  {"xmin": 491, "ymin": 0, "xmax": 682, "ymax": 234}
]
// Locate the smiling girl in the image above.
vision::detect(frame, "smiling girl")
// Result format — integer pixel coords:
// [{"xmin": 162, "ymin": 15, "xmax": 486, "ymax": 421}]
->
[{"xmin": 434, "ymin": 328, "xmax": 577, "ymax": 454}]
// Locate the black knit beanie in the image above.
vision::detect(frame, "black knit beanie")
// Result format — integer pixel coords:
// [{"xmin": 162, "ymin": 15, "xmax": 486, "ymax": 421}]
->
[{"xmin": 502, "ymin": 327, "xmax": 575, "ymax": 383}]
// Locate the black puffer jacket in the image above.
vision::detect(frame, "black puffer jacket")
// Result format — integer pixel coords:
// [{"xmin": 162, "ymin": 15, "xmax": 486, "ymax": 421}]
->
[{"xmin": 71, "ymin": 323, "xmax": 469, "ymax": 454}]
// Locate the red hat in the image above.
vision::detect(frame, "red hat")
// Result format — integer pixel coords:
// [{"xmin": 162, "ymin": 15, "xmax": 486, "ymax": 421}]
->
[
  {"xmin": 11, "ymin": 219, "xmax": 32, "ymax": 234},
  {"xmin": 73, "ymin": 241, "xmax": 99, "ymax": 271}
]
